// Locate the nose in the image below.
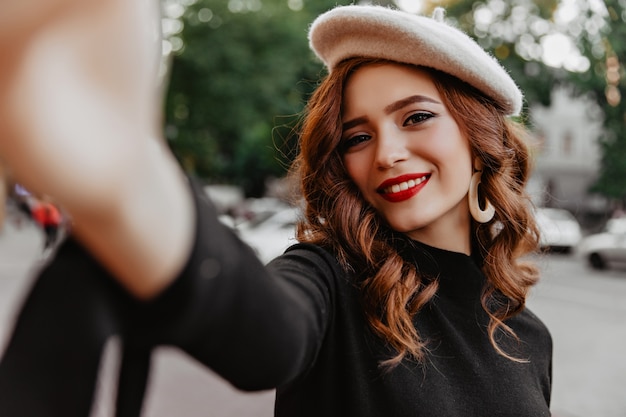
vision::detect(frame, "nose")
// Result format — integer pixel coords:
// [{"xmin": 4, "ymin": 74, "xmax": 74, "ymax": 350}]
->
[{"xmin": 374, "ymin": 127, "xmax": 409, "ymax": 169}]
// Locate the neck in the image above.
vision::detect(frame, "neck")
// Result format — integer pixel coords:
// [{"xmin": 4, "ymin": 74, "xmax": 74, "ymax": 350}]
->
[{"xmin": 405, "ymin": 208, "xmax": 472, "ymax": 255}]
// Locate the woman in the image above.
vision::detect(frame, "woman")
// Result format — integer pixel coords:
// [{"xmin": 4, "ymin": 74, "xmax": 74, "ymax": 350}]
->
[{"xmin": 0, "ymin": 2, "xmax": 551, "ymax": 416}]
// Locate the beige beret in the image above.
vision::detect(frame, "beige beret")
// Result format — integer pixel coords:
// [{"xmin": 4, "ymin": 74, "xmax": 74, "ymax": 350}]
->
[{"xmin": 308, "ymin": 5, "xmax": 523, "ymax": 116}]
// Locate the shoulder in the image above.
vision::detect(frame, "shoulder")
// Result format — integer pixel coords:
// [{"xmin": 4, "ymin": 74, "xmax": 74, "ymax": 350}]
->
[
  {"xmin": 266, "ymin": 243, "xmax": 360, "ymax": 311},
  {"xmin": 283, "ymin": 242, "xmax": 340, "ymax": 264},
  {"xmin": 269, "ymin": 243, "xmax": 347, "ymax": 286},
  {"xmin": 513, "ymin": 307, "xmax": 553, "ymax": 350}
]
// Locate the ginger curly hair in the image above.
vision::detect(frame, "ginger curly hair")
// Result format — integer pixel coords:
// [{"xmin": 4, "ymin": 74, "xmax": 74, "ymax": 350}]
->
[{"xmin": 290, "ymin": 57, "xmax": 540, "ymax": 367}]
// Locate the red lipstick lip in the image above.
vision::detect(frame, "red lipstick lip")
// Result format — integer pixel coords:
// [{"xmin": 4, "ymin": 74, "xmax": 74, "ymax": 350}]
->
[{"xmin": 376, "ymin": 173, "xmax": 430, "ymax": 203}]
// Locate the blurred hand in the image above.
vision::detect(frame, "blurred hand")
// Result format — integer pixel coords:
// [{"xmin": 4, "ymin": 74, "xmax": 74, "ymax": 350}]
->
[
  {"xmin": 0, "ymin": 0, "xmax": 162, "ymax": 208},
  {"xmin": 0, "ymin": 0, "xmax": 195, "ymax": 299}
]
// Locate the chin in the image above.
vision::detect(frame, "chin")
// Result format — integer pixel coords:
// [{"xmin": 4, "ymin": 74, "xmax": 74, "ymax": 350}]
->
[{"xmin": 386, "ymin": 219, "xmax": 428, "ymax": 236}]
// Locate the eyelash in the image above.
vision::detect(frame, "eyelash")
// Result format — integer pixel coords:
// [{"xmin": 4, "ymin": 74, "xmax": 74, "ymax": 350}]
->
[
  {"xmin": 340, "ymin": 111, "xmax": 436, "ymax": 152},
  {"xmin": 403, "ymin": 111, "xmax": 435, "ymax": 126},
  {"xmin": 340, "ymin": 134, "xmax": 370, "ymax": 152}
]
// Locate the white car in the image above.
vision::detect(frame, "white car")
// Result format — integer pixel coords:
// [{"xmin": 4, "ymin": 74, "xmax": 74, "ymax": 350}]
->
[
  {"xmin": 576, "ymin": 218, "xmax": 626, "ymax": 270},
  {"xmin": 535, "ymin": 207, "xmax": 582, "ymax": 253},
  {"xmin": 235, "ymin": 207, "xmax": 301, "ymax": 264}
]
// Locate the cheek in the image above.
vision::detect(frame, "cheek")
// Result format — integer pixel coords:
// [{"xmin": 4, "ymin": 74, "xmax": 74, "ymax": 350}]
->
[
  {"xmin": 434, "ymin": 128, "xmax": 471, "ymax": 166},
  {"xmin": 426, "ymin": 134, "xmax": 473, "ymax": 187},
  {"xmin": 448, "ymin": 143, "xmax": 472, "ymax": 174},
  {"xmin": 343, "ymin": 154, "xmax": 369, "ymax": 193},
  {"xmin": 448, "ymin": 155, "xmax": 473, "ymax": 189}
]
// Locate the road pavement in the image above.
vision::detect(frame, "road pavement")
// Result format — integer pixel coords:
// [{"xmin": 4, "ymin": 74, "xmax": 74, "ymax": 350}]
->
[
  {"xmin": 528, "ymin": 253, "xmax": 626, "ymax": 417},
  {"xmin": 1, "ymin": 215, "xmax": 625, "ymax": 416}
]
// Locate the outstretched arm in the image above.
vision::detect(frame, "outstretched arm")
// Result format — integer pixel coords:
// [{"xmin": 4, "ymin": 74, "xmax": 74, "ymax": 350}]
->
[{"xmin": 0, "ymin": 0, "xmax": 195, "ymax": 299}]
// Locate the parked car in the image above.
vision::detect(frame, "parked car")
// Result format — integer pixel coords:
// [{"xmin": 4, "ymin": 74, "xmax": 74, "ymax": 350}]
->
[
  {"xmin": 576, "ymin": 218, "xmax": 626, "ymax": 270},
  {"xmin": 235, "ymin": 207, "xmax": 301, "ymax": 264},
  {"xmin": 535, "ymin": 207, "xmax": 582, "ymax": 253}
]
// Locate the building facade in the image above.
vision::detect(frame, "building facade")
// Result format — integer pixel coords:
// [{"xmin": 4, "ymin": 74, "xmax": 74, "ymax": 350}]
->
[{"xmin": 528, "ymin": 87, "xmax": 607, "ymax": 221}]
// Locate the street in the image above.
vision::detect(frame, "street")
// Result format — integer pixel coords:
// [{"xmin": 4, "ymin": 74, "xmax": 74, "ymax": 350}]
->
[
  {"xmin": 528, "ymin": 253, "xmax": 626, "ymax": 417},
  {"xmin": 1, "ymin": 219, "xmax": 625, "ymax": 416}
]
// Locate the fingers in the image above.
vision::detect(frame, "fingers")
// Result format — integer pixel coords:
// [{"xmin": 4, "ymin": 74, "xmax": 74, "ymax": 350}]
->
[
  {"xmin": 0, "ymin": 0, "xmax": 164, "ymax": 206},
  {"xmin": 0, "ymin": 0, "xmax": 195, "ymax": 298}
]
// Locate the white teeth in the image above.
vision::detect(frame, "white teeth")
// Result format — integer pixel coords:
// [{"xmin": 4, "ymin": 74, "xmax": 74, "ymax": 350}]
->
[{"xmin": 383, "ymin": 175, "xmax": 427, "ymax": 194}]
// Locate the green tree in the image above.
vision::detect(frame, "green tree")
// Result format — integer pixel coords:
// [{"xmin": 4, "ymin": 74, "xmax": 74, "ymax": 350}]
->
[
  {"xmin": 572, "ymin": 0, "xmax": 626, "ymax": 205},
  {"xmin": 438, "ymin": 0, "xmax": 626, "ymax": 205},
  {"xmin": 441, "ymin": 0, "xmax": 571, "ymax": 109},
  {"xmin": 164, "ymin": 0, "xmax": 348, "ymax": 196}
]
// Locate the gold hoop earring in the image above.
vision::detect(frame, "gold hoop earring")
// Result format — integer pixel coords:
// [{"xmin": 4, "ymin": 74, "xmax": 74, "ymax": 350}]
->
[{"xmin": 468, "ymin": 158, "xmax": 495, "ymax": 223}]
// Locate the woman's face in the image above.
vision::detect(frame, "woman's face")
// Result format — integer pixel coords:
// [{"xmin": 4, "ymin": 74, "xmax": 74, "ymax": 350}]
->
[{"xmin": 341, "ymin": 63, "xmax": 473, "ymax": 252}]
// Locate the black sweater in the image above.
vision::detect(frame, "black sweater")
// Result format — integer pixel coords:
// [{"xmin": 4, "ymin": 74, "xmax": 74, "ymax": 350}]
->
[{"xmin": 0, "ymin": 181, "xmax": 552, "ymax": 416}]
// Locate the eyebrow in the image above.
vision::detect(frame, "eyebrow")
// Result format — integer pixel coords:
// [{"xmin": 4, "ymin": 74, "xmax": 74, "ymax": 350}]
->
[
  {"xmin": 384, "ymin": 94, "xmax": 440, "ymax": 114},
  {"xmin": 342, "ymin": 95, "xmax": 441, "ymax": 131}
]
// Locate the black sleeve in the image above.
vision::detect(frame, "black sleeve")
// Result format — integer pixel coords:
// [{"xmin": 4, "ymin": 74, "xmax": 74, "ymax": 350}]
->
[
  {"xmin": 129, "ymin": 179, "xmax": 341, "ymax": 390},
  {"xmin": 0, "ymin": 234, "xmax": 137, "ymax": 417},
  {"xmin": 0, "ymin": 179, "xmax": 341, "ymax": 417}
]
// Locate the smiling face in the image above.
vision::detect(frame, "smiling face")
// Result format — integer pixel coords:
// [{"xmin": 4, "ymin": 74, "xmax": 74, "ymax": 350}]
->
[{"xmin": 340, "ymin": 63, "xmax": 474, "ymax": 253}]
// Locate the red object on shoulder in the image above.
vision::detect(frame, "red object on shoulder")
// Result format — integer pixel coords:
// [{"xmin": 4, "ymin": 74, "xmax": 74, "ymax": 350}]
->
[{"xmin": 31, "ymin": 202, "xmax": 62, "ymax": 227}]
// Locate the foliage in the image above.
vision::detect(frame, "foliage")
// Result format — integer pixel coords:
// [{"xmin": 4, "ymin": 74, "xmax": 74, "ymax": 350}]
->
[
  {"xmin": 577, "ymin": 0, "xmax": 626, "ymax": 203},
  {"xmin": 442, "ymin": 0, "xmax": 626, "ymax": 204},
  {"xmin": 442, "ymin": 0, "xmax": 571, "ymax": 111},
  {"xmin": 164, "ymin": 0, "xmax": 348, "ymax": 196}
]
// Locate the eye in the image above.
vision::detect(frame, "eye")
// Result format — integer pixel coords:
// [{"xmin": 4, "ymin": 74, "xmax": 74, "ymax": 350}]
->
[
  {"xmin": 340, "ymin": 133, "xmax": 371, "ymax": 152},
  {"xmin": 403, "ymin": 111, "xmax": 435, "ymax": 126}
]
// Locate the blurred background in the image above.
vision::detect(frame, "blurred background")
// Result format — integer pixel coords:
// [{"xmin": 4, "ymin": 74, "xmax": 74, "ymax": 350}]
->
[
  {"xmin": 158, "ymin": 0, "xmax": 626, "ymax": 268},
  {"xmin": 2, "ymin": 0, "xmax": 626, "ymax": 416},
  {"xmin": 160, "ymin": 0, "xmax": 622, "ymax": 220}
]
